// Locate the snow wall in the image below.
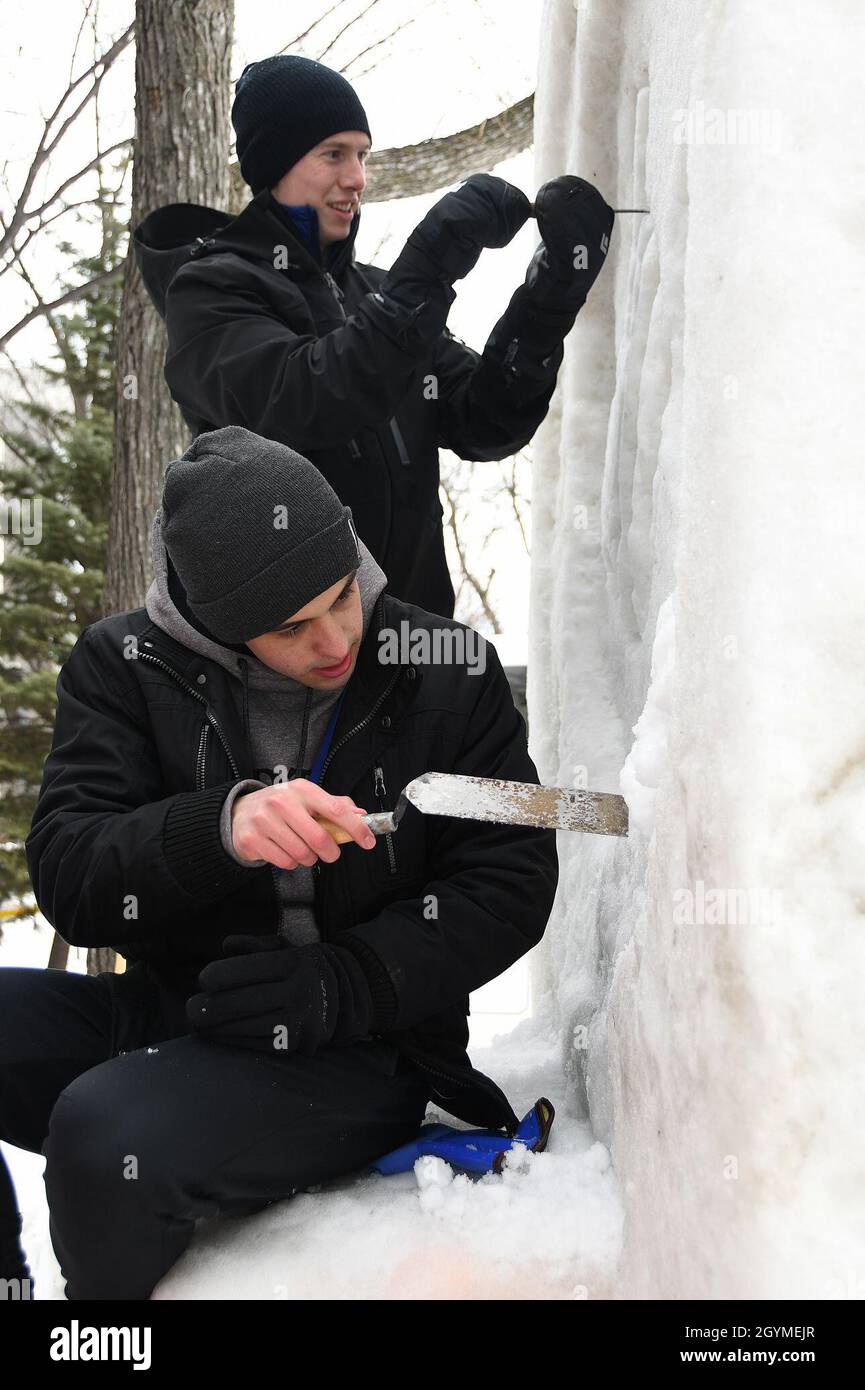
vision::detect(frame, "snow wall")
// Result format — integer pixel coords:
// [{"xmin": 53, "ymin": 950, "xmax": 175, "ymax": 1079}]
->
[{"xmin": 528, "ymin": 0, "xmax": 865, "ymax": 1300}]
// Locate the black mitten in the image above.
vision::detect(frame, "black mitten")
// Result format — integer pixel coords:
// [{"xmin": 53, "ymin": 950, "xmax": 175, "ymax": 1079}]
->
[
  {"xmin": 383, "ymin": 173, "xmax": 531, "ymax": 307},
  {"xmin": 399, "ymin": 172, "xmax": 532, "ymax": 284},
  {"xmin": 532, "ymin": 175, "xmax": 615, "ymax": 305},
  {"xmin": 366, "ymin": 174, "xmax": 531, "ymax": 350},
  {"xmin": 465, "ymin": 179, "xmax": 615, "ymax": 407}
]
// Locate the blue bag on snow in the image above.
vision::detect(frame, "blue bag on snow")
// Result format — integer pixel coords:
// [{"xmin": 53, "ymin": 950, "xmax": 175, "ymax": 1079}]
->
[{"xmin": 368, "ymin": 1097, "xmax": 555, "ymax": 1177}]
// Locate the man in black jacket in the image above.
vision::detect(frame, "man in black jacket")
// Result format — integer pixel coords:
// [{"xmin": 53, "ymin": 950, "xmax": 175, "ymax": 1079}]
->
[
  {"xmin": 0, "ymin": 426, "xmax": 558, "ymax": 1300},
  {"xmin": 132, "ymin": 53, "xmax": 615, "ymax": 617}
]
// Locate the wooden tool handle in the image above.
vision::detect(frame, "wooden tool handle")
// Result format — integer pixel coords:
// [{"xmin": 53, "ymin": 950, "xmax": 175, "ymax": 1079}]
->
[{"xmin": 313, "ymin": 816, "xmax": 356, "ymax": 845}]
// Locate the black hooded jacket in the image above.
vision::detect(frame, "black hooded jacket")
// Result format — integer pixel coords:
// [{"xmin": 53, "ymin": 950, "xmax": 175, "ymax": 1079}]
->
[
  {"xmin": 25, "ymin": 576, "xmax": 559, "ymax": 1133},
  {"xmin": 133, "ymin": 188, "xmax": 578, "ymax": 618}
]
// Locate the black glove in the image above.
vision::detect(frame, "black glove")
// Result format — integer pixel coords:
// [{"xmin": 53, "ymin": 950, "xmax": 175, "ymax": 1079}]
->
[
  {"xmin": 383, "ymin": 173, "xmax": 531, "ymax": 303},
  {"xmin": 186, "ymin": 933, "xmax": 375, "ymax": 1056},
  {"xmin": 368, "ymin": 175, "xmax": 530, "ymax": 350},
  {"xmin": 467, "ymin": 178, "xmax": 614, "ymax": 405},
  {"xmin": 532, "ymin": 175, "xmax": 615, "ymax": 305}
]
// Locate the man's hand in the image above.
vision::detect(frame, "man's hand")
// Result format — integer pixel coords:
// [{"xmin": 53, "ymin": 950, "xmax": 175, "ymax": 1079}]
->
[
  {"xmin": 534, "ymin": 174, "xmax": 615, "ymax": 296},
  {"xmin": 185, "ymin": 934, "xmax": 375, "ymax": 1055},
  {"xmin": 230, "ymin": 778, "xmax": 376, "ymax": 869},
  {"xmin": 386, "ymin": 173, "xmax": 532, "ymax": 293}
]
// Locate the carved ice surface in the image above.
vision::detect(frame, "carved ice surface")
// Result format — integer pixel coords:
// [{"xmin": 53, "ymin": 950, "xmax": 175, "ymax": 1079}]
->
[{"xmin": 528, "ymin": 0, "xmax": 865, "ymax": 1301}]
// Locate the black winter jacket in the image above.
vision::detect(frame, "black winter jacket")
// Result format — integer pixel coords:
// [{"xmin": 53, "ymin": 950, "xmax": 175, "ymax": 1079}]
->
[
  {"xmin": 133, "ymin": 189, "xmax": 581, "ymax": 618},
  {"xmin": 25, "ymin": 591, "xmax": 559, "ymax": 1133}
]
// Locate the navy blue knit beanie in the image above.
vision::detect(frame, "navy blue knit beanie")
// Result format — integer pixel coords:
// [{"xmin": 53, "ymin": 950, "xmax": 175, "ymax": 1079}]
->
[{"xmin": 232, "ymin": 55, "xmax": 371, "ymax": 195}]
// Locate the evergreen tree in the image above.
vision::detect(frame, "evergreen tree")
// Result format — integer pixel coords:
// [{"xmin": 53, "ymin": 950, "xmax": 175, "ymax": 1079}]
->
[{"xmin": 0, "ymin": 165, "xmax": 127, "ymax": 931}]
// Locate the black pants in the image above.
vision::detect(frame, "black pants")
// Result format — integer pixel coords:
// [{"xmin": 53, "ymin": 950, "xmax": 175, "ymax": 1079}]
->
[{"xmin": 0, "ymin": 962, "xmax": 431, "ymax": 1300}]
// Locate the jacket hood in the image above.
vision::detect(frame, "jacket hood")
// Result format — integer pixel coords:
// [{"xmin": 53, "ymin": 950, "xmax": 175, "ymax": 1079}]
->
[
  {"xmin": 132, "ymin": 186, "xmax": 362, "ymax": 319},
  {"xmin": 144, "ymin": 506, "xmax": 387, "ymax": 695}
]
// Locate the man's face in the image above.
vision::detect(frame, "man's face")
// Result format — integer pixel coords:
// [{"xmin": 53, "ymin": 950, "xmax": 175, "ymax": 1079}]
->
[
  {"xmin": 244, "ymin": 570, "xmax": 363, "ymax": 687},
  {"xmin": 271, "ymin": 131, "xmax": 370, "ymax": 250}
]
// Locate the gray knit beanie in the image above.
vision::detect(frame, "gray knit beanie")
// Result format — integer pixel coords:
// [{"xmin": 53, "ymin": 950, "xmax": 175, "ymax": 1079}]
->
[{"xmin": 160, "ymin": 426, "xmax": 361, "ymax": 644}]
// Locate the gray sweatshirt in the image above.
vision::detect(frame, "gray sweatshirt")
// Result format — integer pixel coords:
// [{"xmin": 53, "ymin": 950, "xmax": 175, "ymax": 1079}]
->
[{"xmin": 145, "ymin": 509, "xmax": 388, "ymax": 945}]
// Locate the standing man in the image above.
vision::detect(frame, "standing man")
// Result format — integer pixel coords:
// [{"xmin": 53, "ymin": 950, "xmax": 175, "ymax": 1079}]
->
[{"xmin": 133, "ymin": 54, "xmax": 615, "ymax": 617}]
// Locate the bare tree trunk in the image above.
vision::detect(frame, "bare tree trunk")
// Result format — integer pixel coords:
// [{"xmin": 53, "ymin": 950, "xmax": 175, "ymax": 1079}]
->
[
  {"xmin": 104, "ymin": 0, "xmax": 234, "ymax": 616},
  {"xmin": 94, "ymin": 0, "xmax": 234, "ymax": 977}
]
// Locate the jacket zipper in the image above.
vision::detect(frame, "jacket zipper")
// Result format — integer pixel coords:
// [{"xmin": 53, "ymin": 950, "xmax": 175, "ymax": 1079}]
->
[
  {"xmin": 137, "ymin": 635, "xmax": 403, "ymax": 914},
  {"xmin": 317, "ymin": 665, "xmax": 402, "ymax": 786},
  {"xmin": 134, "ymin": 648, "xmax": 240, "ymax": 779},
  {"xmin": 389, "ymin": 418, "xmax": 411, "ymax": 468},
  {"xmin": 138, "ymin": 649, "xmax": 284, "ymax": 928},
  {"xmin": 374, "ymin": 765, "xmax": 398, "ymax": 874},
  {"xmin": 269, "ymin": 689, "xmax": 313, "ymax": 935},
  {"xmin": 322, "ymin": 271, "xmax": 362, "ymax": 460},
  {"xmin": 314, "ymin": 662, "xmax": 403, "ymax": 880},
  {"xmin": 323, "ymin": 269, "xmax": 344, "ymax": 305},
  {"xmin": 326, "ymin": 272, "xmax": 409, "ymax": 470},
  {"xmin": 136, "ymin": 635, "xmax": 400, "ymax": 796},
  {"xmin": 320, "ymin": 267, "xmax": 397, "ymax": 563},
  {"xmin": 317, "ymin": 666, "xmax": 484, "ymax": 1101},
  {"xmin": 195, "ymin": 721, "xmax": 210, "ymax": 792},
  {"xmin": 137, "ymin": 640, "xmax": 489, "ymax": 1111}
]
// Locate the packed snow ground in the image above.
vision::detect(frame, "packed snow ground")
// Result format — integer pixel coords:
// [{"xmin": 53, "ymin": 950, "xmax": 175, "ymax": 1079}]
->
[{"xmin": 1, "ymin": 918, "xmax": 623, "ymax": 1300}]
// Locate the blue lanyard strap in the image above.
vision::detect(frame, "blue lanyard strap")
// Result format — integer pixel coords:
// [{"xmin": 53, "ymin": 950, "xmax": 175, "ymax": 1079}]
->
[{"xmin": 308, "ymin": 689, "xmax": 347, "ymax": 785}]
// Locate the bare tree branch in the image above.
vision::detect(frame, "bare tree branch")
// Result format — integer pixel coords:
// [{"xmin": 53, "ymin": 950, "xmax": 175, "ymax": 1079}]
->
[
  {"xmin": 68, "ymin": 0, "xmax": 98, "ymax": 90},
  {"xmin": 0, "ymin": 199, "xmax": 97, "ymax": 279},
  {"xmin": 496, "ymin": 451, "xmax": 530, "ymax": 552},
  {"xmin": 362, "ymin": 92, "xmax": 533, "ymax": 202},
  {"xmin": 40, "ymin": 24, "xmax": 131, "ymax": 167},
  {"xmin": 0, "ymin": 349, "xmax": 62, "ymax": 446},
  {"xmin": 25, "ymin": 137, "xmax": 132, "ymax": 225},
  {"xmin": 0, "ymin": 267, "xmax": 123, "ymax": 351},
  {"xmin": 274, "ymin": 0, "xmax": 347, "ymax": 57},
  {"xmin": 0, "ymin": 20, "xmax": 133, "ymax": 259},
  {"xmin": 316, "ymin": 0, "xmax": 385, "ymax": 63},
  {"xmin": 440, "ymin": 469, "xmax": 500, "ymax": 631},
  {"xmin": 342, "ymin": 14, "xmax": 421, "ymax": 78},
  {"xmin": 5, "ymin": 244, "xmax": 70, "ymax": 364}
]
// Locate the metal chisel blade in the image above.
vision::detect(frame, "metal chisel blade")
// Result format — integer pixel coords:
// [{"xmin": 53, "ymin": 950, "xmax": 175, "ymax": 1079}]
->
[{"xmin": 362, "ymin": 772, "xmax": 628, "ymax": 838}]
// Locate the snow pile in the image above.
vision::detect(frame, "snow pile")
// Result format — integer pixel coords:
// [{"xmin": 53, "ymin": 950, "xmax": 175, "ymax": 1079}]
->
[
  {"xmin": 2, "ymin": 924, "xmax": 623, "ymax": 1300},
  {"xmin": 152, "ymin": 1070, "xmax": 621, "ymax": 1302},
  {"xmin": 529, "ymin": 0, "xmax": 865, "ymax": 1298}
]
